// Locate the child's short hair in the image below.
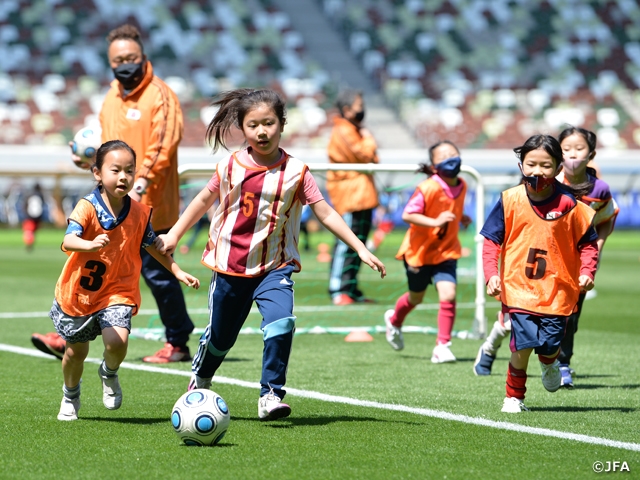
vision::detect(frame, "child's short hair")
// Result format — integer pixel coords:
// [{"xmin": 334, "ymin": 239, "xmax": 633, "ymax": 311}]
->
[
  {"xmin": 206, "ymin": 89, "xmax": 287, "ymax": 152},
  {"xmin": 417, "ymin": 140, "xmax": 460, "ymax": 175},
  {"xmin": 558, "ymin": 126, "xmax": 597, "ymax": 153},
  {"xmin": 95, "ymin": 140, "xmax": 136, "ymax": 171},
  {"xmin": 514, "ymin": 134, "xmax": 563, "ymax": 167}
]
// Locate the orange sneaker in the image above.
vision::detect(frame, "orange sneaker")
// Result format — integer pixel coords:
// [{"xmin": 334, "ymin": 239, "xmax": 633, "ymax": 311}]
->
[
  {"xmin": 142, "ymin": 343, "xmax": 191, "ymax": 364},
  {"xmin": 332, "ymin": 294, "xmax": 355, "ymax": 306},
  {"xmin": 31, "ymin": 332, "xmax": 65, "ymax": 360}
]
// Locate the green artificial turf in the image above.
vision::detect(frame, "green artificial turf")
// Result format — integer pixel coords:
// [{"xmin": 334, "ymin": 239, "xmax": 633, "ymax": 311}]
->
[{"xmin": 1, "ymin": 227, "xmax": 638, "ymax": 479}]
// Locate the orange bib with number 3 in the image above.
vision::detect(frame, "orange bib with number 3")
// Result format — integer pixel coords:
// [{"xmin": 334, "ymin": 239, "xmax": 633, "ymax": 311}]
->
[
  {"xmin": 55, "ymin": 199, "xmax": 151, "ymax": 316},
  {"xmin": 500, "ymin": 185, "xmax": 595, "ymax": 316}
]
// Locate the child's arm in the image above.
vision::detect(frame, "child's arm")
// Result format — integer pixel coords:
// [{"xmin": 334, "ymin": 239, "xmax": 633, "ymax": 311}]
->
[
  {"xmin": 63, "ymin": 232, "xmax": 110, "ymax": 252},
  {"xmin": 157, "ymin": 186, "xmax": 219, "ymax": 255},
  {"xmin": 595, "ymin": 217, "xmax": 614, "ymax": 252},
  {"xmin": 145, "ymin": 243, "xmax": 200, "ymax": 289},
  {"xmin": 482, "ymin": 237, "xmax": 502, "ymax": 296},
  {"xmin": 310, "ymin": 200, "xmax": 386, "ymax": 278},
  {"xmin": 402, "ymin": 211, "xmax": 456, "ymax": 228},
  {"xmin": 578, "ymin": 241, "xmax": 598, "ymax": 292}
]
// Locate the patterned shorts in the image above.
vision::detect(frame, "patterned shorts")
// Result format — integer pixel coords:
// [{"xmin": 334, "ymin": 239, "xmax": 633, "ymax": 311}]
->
[{"xmin": 49, "ymin": 299, "xmax": 133, "ymax": 344}]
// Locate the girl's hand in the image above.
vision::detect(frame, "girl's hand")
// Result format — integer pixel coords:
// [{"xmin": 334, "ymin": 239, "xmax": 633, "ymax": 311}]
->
[
  {"xmin": 157, "ymin": 233, "xmax": 178, "ymax": 255},
  {"xmin": 486, "ymin": 275, "xmax": 502, "ymax": 297},
  {"xmin": 176, "ymin": 270, "xmax": 200, "ymax": 289},
  {"xmin": 460, "ymin": 214, "xmax": 472, "ymax": 229},
  {"xmin": 578, "ymin": 275, "xmax": 594, "ymax": 292},
  {"xmin": 435, "ymin": 211, "xmax": 456, "ymax": 227},
  {"xmin": 87, "ymin": 233, "xmax": 110, "ymax": 251},
  {"xmin": 358, "ymin": 249, "xmax": 386, "ymax": 278}
]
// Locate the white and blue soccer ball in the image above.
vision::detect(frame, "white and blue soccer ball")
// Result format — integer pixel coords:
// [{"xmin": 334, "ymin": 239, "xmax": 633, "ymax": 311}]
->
[
  {"xmin": 171, "ymin": 389, "xmax": 230, "ymax": 446},
  {"xmin": 71, "ymin": 126, "xmax": 101, "ymax": 166}
]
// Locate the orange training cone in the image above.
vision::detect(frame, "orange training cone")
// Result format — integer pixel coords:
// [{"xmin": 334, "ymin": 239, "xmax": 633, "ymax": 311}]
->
[
  {"xmin": 344, "ymin": 330, "xmax": 374, "ymax": 342},
  {"xmin": 316, "ymin": 243, "xmax": 331, "ymax": 263}
]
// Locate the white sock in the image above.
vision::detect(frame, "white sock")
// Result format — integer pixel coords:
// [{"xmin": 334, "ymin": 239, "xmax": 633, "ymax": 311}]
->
[
  {"xmin": 482, "ymin": 320, "xmax": 509, "ymax": 356},
  {"xmin": 63, "ymin": 382, "xmax": 81, "ymax": 399}
]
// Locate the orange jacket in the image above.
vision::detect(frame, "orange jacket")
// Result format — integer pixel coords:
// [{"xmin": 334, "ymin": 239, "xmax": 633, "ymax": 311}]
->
[
  {"xmin": 396, "ymin": 177, "xmax": 467, "ymax": 266},
  {"xmin": 100, "ymin": 61, "xmax": 183, "ymax": 231},
  {"xmin": 500, "ymin": 185, "xmax": 595, "ymax": 316},
  {"xmin": 326, "ymin": 117, "xmax": 379, "ymax": 215}
]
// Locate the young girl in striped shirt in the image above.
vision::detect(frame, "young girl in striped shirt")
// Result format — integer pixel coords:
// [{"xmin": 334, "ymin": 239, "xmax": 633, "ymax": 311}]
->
[{"xmin": 157, "ymin": 89, "xmax": 386, "ymax": 421}]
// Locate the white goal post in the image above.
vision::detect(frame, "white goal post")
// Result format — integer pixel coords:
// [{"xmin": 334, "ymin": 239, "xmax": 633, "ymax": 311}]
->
[{"xmin": 178, "ymin": 162, "xmax": 488, "ymax": 338}]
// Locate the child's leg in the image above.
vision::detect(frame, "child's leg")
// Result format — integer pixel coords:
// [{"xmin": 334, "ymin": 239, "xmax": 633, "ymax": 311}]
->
[
  {"xmin": 192, "ymin": 273, "xmax": 255, "ymax": 382},
  {"xmin": 101, "ymin": 326, "xmax": 129, "ymax": 370},
  {"xmin": 506, "ymin": 348, "xmax": 532, "ymax": 400},
  {"xmin": 435, "ymin": 280, "xmax": 456, "ymax": 345},
  {"xmin": 62, "ymin": 341, "xmax": 90, "ymax": 390},
  {"xmin": 558, "ymin": 293, "xmax": 585, "ymax": 366},
  {"xmin": 255, "ymin": 265, "xmax": 296, "ymax": 400},
  {"xmin": 390, "ymin": 290, "xmax": 424, "ymax": 327}
]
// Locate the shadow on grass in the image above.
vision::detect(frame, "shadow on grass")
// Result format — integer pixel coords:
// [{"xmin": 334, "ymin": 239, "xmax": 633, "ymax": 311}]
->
[
  {"xmin": 231, "ymin": 415, "xmax": 422, "ymax": 428},
  {"xmin": 533, "ymin": 406, "xmax": 636, "ymax": 413},
  {"xmin": 573, "ymin": 384, "xmax": 640, "ymax": 390},
  {"xmin": 82, "ymin": 417, "xmax": 168, "ymax": 424}
]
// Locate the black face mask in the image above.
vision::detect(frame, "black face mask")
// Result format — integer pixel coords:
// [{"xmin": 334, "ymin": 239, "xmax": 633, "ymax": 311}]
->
[
  {"xmin": 113, "ymin": 61, "xmax": 145, "ymax": 90},
  {"xmin": 354, "ymin": 109, "xmax": 365, "ymax": 122}
]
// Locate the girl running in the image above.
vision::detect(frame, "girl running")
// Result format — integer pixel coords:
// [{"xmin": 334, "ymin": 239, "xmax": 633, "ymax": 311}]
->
[
  {"xmin": 480, "ymin": 134, "xmax": 598, "ymax": 413},
  {"xmin": 383, "ymin": 140, "xmax": 471, "ymax": 363},
  {"xmin": 156, "ymin": 89, "xmax": 386, "ymax": 421},
  {"xmin": 52, "ymin": 140, "xmax": 199, "ymax": 421}
]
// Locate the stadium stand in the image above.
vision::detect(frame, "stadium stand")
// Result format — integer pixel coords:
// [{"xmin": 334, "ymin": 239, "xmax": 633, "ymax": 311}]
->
[
  {"xmin": 319, "ymin": 0, "xmax": 640, "ymax": 149},
  {"xmin": 0, "ymin": 0, "xmax": 335, "ymax": 147}
]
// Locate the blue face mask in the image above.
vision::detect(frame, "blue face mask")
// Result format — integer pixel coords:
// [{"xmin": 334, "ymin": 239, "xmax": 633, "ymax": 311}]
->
[{"xmin": 434, "ymin": 156, "xmax": 462, "ymax": 178}]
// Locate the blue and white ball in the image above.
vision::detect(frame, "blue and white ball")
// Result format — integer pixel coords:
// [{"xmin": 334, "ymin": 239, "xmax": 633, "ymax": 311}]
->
[
  {"xmin": 71, "ymin": 126, "xmax": 101, "ymax": 166},
  {"xmin": 171, "ymin": 389, "xmax": 230, "ymax": 446}
]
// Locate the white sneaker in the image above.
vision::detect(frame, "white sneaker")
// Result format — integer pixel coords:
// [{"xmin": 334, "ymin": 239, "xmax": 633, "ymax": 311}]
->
[
  {"xmin": 540, "ymin": 359, "xmax": 561, "ymax": 392},
  {"xmin": 501, "ymin": 396, "xmax": 529, "ymax": 413},
  {"xmin": 384, "ymin": 309, "xmax": 404, "ymax": 351},
  {"xmin": 431, "ymin": 341, "xmax": 456, "ymax": 363},
  {"xmin": 187, "ymin": 373, "xmax": 212, "ymax": 391},
  {"xmin": 258, "ymin": 389, "xmax": 291, "ymax": 421},
  {"xmin": 99, "ymin": 363, "xmax": 122, "ymax": 410},
  {"xmin": 57, "ymin": 396, "xmax": 81, "ymax": 421}
]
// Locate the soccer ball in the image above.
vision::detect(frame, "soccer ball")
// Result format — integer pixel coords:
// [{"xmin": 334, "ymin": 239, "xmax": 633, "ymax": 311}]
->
[
  {"xmin": 71, "ymin": 126, "xmax": 101, "ymax": 166},
  {"xmin": 171, "ymin": 389, "xmax": 230, "ymax": 446}
]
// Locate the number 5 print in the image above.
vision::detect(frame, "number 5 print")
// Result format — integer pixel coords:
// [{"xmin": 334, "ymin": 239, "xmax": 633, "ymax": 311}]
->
[
  {"xmin": 524, "ymin": 248, "xmax": 547, "ymax": 279},
  {"xmin": 242, "ymin": 191, "xmax": 255, "ymax": 217}
]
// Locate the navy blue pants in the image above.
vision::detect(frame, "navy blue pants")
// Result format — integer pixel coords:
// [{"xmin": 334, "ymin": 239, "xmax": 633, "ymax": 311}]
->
[
  {"xmin": 192, "ymin": 265, "xmax": 296, "ymax": 399},
  {"xmin": 558, "ymin": 292, "xmax": 586, "ymax": 365},
  {"xmin": 140, "ymin": 228, "xmax": 194, "ymax": 348}
]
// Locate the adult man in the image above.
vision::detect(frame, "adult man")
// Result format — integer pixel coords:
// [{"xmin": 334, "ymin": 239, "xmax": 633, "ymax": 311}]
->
[
  {"xmin": 31, "ymin": 24, "xmax": 194, "ymax": 363},
  {"xmin": 326, "ymin": 89, "xmax": 379, "ymax": 305}
]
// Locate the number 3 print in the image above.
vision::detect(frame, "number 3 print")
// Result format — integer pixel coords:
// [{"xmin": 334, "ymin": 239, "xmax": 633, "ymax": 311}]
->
[
  {"xmin": 525, "ymin": 248, "xmax": 547, "ymax": 279},
  {"xmin": 79, "ymin": 260, "xmax": 107, "ymax": 291}
]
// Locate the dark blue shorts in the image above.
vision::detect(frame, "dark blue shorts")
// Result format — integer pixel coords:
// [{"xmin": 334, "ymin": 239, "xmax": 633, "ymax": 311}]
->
[
  {"xmin": 509, "ymin": 312, "xmax": 567, "ymax": 355},
  {"xmin": 404, "ymin": 259, "xmax": 457, "ymax": 293}
]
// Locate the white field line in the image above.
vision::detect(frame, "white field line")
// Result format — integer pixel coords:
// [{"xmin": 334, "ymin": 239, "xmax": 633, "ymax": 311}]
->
[
  {"xmin": 1, "ymin": 343, "xmax": 639, "ymax": 453},
  {"xmin": 0, "ymin": 302, "xmax": 478, "ymax": 319}
]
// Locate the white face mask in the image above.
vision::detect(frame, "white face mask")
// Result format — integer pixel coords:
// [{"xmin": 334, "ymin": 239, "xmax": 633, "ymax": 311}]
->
[{"xmin": 563, "ymin": 158, "xmax": 589, "ymax": 176}]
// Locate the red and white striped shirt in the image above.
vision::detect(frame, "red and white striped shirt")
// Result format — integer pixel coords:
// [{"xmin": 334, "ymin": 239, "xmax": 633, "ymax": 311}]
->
[{"xmin": 202, "ymin": 149, "xmax": 307, "ymax": 276}]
